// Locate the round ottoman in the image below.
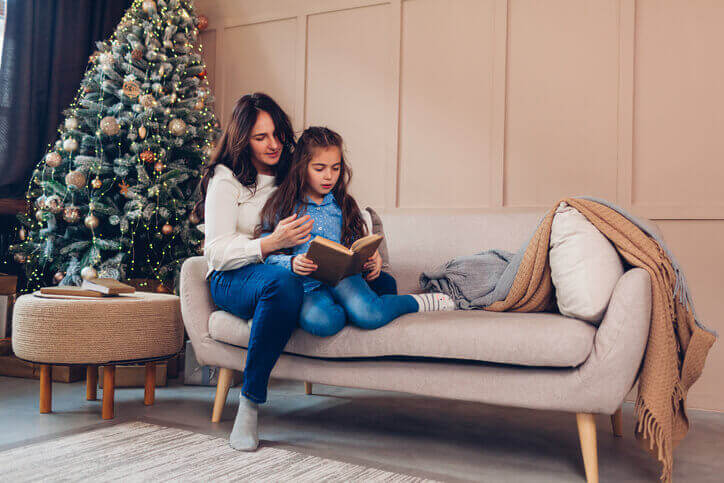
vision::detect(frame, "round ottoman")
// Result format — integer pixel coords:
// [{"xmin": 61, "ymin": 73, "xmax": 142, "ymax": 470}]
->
[{"xmin": 12, "ymin": 291, "xmax": 183, "ymax": 419}]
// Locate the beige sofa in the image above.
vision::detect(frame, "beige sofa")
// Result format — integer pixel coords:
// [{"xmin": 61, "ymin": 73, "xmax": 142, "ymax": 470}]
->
[{"xmin": 180, "ymin": 210, "xmax": 653, "ymax": 483}]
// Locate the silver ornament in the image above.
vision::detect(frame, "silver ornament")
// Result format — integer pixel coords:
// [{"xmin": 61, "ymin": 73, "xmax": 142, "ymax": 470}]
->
[
  {"xmin": 80, "ymin": 266, "xmax": 98, "ymax": 280},
  {"xmin": 168, "ymin": 118, "xmax": 187, "ymax": 136},
  {"xmin": 63, "ymin": 138, "xmax": 79, "ymax": 152},
  {"xmin": 64, "ymin": 117, "xmax": 79, "ymax": 130}
]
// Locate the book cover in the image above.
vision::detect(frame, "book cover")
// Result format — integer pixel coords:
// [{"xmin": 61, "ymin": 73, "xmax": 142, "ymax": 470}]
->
[
  {"xmin": 81, "ymin": 278, "xmax": 136, "ymax": 295},
  {"xmin": 305, "ymin": 234, "xmax": 383, "ymax": 285}
]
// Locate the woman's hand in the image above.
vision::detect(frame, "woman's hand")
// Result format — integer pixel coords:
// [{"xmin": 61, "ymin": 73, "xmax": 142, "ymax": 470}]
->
[
  {"xmin": 363, "ymin": 250, "xmax": 382, "ymax": 281},
  {"xmin": 292, "ymin": 253, "xmax": 318, "ymax": 276},
  {"xmin": 268, "ymin": 213, "xmax": 314, "ymax": 251}
]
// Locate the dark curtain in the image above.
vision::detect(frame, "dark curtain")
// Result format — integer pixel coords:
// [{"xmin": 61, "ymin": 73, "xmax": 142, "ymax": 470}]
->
[{"xmin": 0, "ymin": 0, "xmax": 131, "ymax": 199}]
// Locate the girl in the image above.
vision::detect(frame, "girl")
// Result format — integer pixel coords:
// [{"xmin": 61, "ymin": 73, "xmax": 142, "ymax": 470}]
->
[
  {"xmin": 257, "ymin": 127, "xmax": 454, "ymax": 337},
  {"xmin": 196, "ymin": 93, "xmax": 313, "ymax": 452}
]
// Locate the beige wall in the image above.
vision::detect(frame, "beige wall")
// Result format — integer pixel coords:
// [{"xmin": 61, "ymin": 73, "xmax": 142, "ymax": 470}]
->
[{"xmin": 195, "ymin": 0, "xmax": 723, "ymax": 411}]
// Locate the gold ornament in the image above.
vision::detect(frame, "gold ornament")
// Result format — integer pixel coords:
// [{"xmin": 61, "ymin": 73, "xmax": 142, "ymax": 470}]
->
[
  {"xmin": 189, "ymin": 212, "xmax": 200, "ymax": 224},
  {"xmin": 18, "ymin": 227, "xmax": 27, "ymax": 241},
  {"xmin": 154, "ymin": 161, "xmax": 164, "ymax": 172},
  {"xmin": 63, "ymin": 205, "xmax": 80, "ymax": 223},
  {"xmin": 196, "ymin": 240, "xmax": 204, "ymax": 255},
  {"xmin": 100, "ymin": 116, "xmax": 120, "ymax": 136},
  {"xmin": 84, "ymin": 214, "xmax": 100, "ymax": 229},
  {"xmin": 122, "ymin": 79, "xmax": 141, "ymax": 99},
  {"xmin": 54, "ymin": 272, "xmax": 65, "ymax": 284},
  {"xmin": 63, "ymin": 137, "xmax": 79, "ymax": 152},
  {"xmin": 161, "ymin": 223, "xmax": 173, "ymax": 235},
  {"xmin": 80, "ymin": 266, "xmax": 98, "ymax": 280},
  {"xmin": 168, "ymin": 118, "xmax": 187, "ymax": 136},
  {"xmin": 118, "ymin": 181, "xmax": 130, "ymax": 195},
  {"xmin": 91, "ymin": 177, "xmax": 102, "ymax": 189},
  {"xmin": 138, "ymin": 126, "xmax": 147, "ymax": 139},
  {"xmin": 45, "ymin": 152, "xmax": 62, "ymax": 167},
  {"xmin": 155, "ymin": 283, "xmax": 171, "ymax": 293},
  {"xmin": 14, "ymin": 253, "xmax": 26, "ymax": 263},
  {"xmin": 197, "ymin": 14, "xmax": 209, "ymax": 31},
  {"xmin": 65, "ymin": 170, "xmax": 87, "ymax": 189},
  {"xmin": 65, "ymin": 117, "xmax": 79, "ymax": 130},
  {"xmin": 142, "ymin": 0, "xmax": 156, "ymax": 15},
  {"xmin": 193, "ymin": 99, "xmax": 204, "ymax": 111},
  {"xmin": 46, "ymin": 195, "xmax": 63, "ymax": 214}
]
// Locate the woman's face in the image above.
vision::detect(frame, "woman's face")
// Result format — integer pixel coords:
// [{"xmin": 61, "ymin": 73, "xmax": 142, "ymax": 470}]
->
[
  {"xmin": 248, "ymin": 110, "xmax": 282, "ymax": 175},
  {"xmin": 305, "ymin": 146, "xmax": 341, "ymax": 202}
]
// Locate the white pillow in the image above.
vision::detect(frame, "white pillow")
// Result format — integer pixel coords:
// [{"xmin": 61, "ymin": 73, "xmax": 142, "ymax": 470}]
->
[{"xmin": 549, "ymin": 202, "xmax": 624, "ymax": 324}]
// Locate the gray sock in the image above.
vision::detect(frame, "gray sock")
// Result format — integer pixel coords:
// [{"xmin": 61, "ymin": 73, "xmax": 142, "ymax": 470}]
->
[{"xmin": 229, "ymin": 392, "xmax": 259, "ymax": 451}]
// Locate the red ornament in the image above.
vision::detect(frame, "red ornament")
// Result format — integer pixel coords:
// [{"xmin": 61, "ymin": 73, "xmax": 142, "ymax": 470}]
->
[
  {"xmin": 140, "ymin": 150, "xmax": 155, "ymax": 163},
  {"xmin": 161, "ymin": 223, "xmax": 173, "ymax": 235},
  {"xmin": 131, "ymin": 49, "xmax": 143, "ymax": 61},
  {"xmin": 197, "ymin": 15, "xmax": 209, "ymax": 31},
  {"xmin": 197, "ymin": 69, "xmax": 207, "ymax": 80}
]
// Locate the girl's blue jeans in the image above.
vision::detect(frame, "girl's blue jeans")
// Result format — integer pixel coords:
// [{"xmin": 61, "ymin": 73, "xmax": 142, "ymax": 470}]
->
[
  {"xmin": 208, "ymin": 265, "xmax": 401, "ymax": 403},
  {"xmin": 299, "ymin": 273, "xmax": 418, "ymax": 337}
]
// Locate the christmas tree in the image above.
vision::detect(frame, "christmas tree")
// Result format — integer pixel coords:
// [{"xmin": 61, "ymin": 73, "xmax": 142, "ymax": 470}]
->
[{"xmin": 10, "ymin": 0, "xmax": 218, "ymax": 293}]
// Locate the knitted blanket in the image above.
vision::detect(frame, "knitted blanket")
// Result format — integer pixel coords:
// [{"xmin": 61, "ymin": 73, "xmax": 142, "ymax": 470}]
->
[{"xmin": 421, "ymin": 197, "xmax": 716, "ymax": 481}]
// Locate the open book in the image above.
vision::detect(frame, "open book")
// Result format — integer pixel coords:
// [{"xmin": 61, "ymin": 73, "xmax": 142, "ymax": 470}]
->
[{"xmin": 305, "ymin": 234, "xmax": 384, "ymax": 285}]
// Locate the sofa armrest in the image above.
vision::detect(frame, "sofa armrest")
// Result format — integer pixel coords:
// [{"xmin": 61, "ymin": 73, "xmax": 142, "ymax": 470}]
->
[
  {"xmin": 578, "ymin": 267, "xmax": 652, "ymax": 413},
  {"xmin": 179, "ymin": 256, "xmax": 217, "ymax": 366}
]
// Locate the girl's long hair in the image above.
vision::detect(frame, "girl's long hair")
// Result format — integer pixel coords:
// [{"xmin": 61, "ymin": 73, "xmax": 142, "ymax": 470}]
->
[
  {"xmin": 192, "ymin": 93, "xmax": 295, "ymax": 220},
  {"xmin": 255, "ymin": 126, "xmax": 367, "ymax": 250}
]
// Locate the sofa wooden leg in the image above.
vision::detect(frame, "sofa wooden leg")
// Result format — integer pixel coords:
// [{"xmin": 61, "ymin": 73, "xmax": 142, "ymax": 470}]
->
[
  {"xmin": 39, "ymin": 364, "xmax": 52, "ymax": 414},
  {"xmin": 611, "ymin": 407, "xmax": 623, "ymax": 437},
  {"xmin": 576, "ymin": 413, "xmax": 599, "ymax": 483},
  {"xmin": 144, "ymin": 362, "xmax": 156, "ymax": 406},
  {"xmin": 212, "ymin": 367, "xmax": 234, "ymax": 423},
  {"xmin": 304, "ymin": 382, "xmax": 312, "ymax": 395},
  {"xmin": 86, "ymin": 365, "xmax": 97, "ymax": 401},
  {"xmin": 102, "ymin": 365, "xmax": 115, "ymax": 420}
]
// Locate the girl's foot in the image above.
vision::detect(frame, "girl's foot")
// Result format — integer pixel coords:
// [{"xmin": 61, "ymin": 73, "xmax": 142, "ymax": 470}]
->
[
  {"xmin": 230, "ymin": 393, "xmax": 259, "ymax": 451},
  {"xmin": 411, "ymin": 293, "xmax": 455, "ymax": 312}
]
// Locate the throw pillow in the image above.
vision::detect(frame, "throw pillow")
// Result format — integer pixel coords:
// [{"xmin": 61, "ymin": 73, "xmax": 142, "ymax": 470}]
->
[
  {"xmin": 549, "ymin": 201, "xmax": 624, "ymax": 324},
  {"xmin": 364, "ymin": 207, "xmax": 390, "ymax": 271}
]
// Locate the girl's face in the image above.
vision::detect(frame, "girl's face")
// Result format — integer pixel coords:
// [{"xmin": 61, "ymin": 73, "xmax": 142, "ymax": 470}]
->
[
  {"xmin": 248, "ymin": 110, "xmax": 282, "ymax": 175},
  {"xmin": 305, "ymin": 146, "xmax": 341, "ymax": 202}
]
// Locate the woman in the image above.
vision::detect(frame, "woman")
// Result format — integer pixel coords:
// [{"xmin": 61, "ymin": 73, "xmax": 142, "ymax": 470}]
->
[
  {"xmin": 194, "ymin": 93, "xmax": 313, "ymax": 451},
  {"xmin": 194, "ymin": 93, "xmax": 401, "ymax": 451}
]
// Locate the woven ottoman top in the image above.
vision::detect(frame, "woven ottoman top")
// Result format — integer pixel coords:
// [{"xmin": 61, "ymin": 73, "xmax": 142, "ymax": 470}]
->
[{"xmin": 11, "ymin": 292, "xmax": 183, "ymax": 365}]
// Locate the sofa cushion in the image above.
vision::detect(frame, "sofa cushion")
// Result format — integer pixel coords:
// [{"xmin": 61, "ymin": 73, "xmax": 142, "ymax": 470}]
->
[
  {"xmin": 209, "ymin": 309, "xmax": 596, "ymax": 368},
  {"xmin": 549, "ymin": 202, "xmax": 624, "ymax": 324}
]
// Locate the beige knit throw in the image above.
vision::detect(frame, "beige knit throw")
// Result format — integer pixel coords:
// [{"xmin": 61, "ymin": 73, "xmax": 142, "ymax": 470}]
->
[{"xmin": 484, "ymin": 197, "xmax": 716, "ymax": 481}]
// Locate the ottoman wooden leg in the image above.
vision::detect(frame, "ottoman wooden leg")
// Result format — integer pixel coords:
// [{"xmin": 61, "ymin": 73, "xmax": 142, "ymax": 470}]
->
[
  {"xmin": 86, "ymin": 365, "xmax": 97, "ymax": 401},
  {"xmin": 144, "ymin": 362, "xmax": 156, "ymax": 406},
  {"xmin": 102, "ymin": 365, "xmax": 116, "ymax": 419},
  {"xmin": 212, "ymin": 368, "xmax": 234, "ymax": 423},
  {"xmin": 39, "ymin": 364, "xmax": 52, "ymax": 414},
  {"xmin": 305, "ymin": 382, "xmax": 313, "ymax": 395}
]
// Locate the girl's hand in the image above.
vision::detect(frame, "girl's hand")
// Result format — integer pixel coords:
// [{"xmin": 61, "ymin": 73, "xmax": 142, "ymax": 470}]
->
[
  {"xmin": 363, "ymin": 250, "xmax": 382, "ymax": 281},
  {"xmin": 292, "ymin": 253, "xmax": 318, "ymax": 276},
  {"xmin": 271, "ymin": 213, "xmax": 314, "ymax": 250}
]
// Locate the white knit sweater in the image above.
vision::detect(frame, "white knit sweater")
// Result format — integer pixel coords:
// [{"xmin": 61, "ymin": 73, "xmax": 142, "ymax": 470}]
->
[{"xmin": 201, "ymin": 164, "xmax": 277, "ymax": 278}]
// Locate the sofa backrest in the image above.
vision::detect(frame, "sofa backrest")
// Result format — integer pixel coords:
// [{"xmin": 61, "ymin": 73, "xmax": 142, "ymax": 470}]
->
[{"xmin": 379, "ymin": 209, "xmax": 547, "ymax": 294}]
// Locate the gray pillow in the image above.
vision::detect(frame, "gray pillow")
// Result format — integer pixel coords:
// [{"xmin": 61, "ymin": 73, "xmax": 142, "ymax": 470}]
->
[{"xmin": 365, "ymin": 207, "xmax": 390, "ymax": 271}]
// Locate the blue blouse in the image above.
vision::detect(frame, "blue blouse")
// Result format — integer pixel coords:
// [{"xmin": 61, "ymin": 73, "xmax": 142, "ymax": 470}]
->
[{"xmin": 262, "ymin": 192, "xmax": 343, "ymax": 293}]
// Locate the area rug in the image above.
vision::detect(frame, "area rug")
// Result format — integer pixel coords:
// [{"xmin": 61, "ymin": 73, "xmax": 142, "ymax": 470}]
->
[{"xmin": 0, "ymin": 421, "xmax": 434, "ymax": 481}]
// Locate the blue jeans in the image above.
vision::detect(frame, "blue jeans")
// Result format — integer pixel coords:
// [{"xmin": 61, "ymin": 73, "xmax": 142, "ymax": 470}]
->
[
  {"xmin": 299, "ymin": 273, "xmax": 417, "ymax": 337},
  {"xmin": 208, "ymin": 264, "xmax": 304, "ymax": 404}
]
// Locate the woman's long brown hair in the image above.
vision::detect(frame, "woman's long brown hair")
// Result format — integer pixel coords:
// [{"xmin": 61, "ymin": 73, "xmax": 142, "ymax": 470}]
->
[
  {"xmin": 192, "ymin": 93, "xmax": 295, "ymax": 220},
  {"xmin": 255, "ymin": 126, "xmax": 367, "ymax": 250}
]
